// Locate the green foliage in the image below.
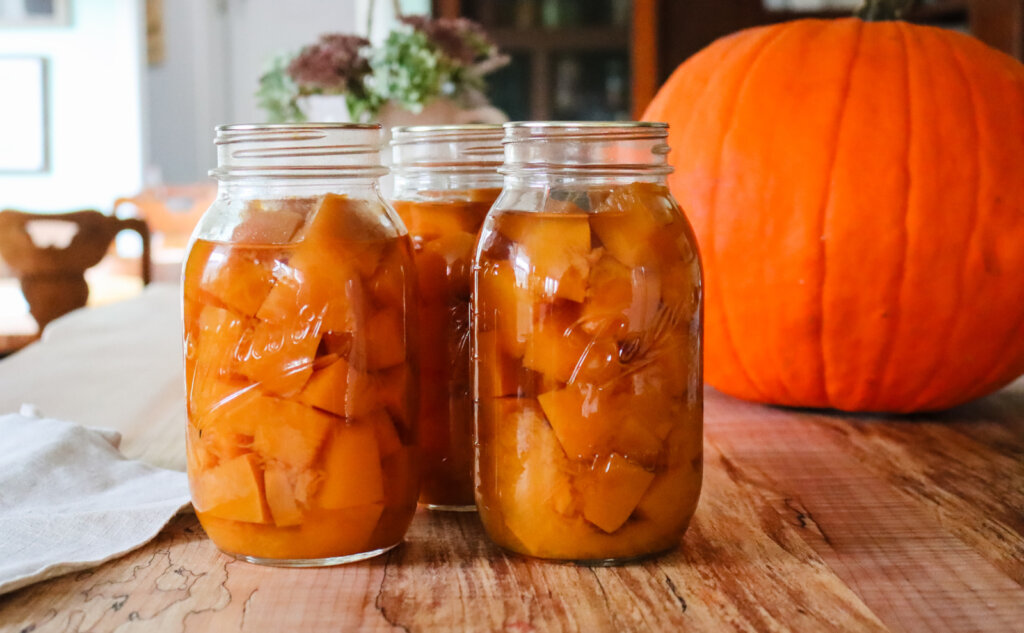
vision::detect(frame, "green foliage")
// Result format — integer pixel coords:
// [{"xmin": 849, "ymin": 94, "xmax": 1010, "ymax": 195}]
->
[
  {"xmin": 255, "ymin": 17, "xmax": 506, "ymax": 122},
  {"xmin": 367, "ymin": 27, "xmax": 453, "ymax": 113},
  {"xmin": 255, "ymin": 54, "xmax": 306, "ymax": 123}
]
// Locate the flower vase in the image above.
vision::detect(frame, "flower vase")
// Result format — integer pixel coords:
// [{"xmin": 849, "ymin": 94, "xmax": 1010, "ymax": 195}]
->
[{"xmin": 297, "ymin": 95, "xmax": 352, "ymax": 122}]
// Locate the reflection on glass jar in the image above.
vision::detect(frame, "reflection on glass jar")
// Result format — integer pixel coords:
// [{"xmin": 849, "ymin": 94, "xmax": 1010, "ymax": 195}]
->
[
  {"xmin": 183, "ymin": 124, "xmax": 419, "ymax": 566},
  {"xmin": 472, "ymin": 122, "xmax": 703, "ymax": 563},
  {"xmin": 390, "ymin": 124, "xmax": 504, "ymax": 511}
]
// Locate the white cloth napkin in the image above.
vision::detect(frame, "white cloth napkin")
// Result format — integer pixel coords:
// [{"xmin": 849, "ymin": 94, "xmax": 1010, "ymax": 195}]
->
[{"xmin": 0, "ymin": 405, "xmax": 191, "ymax": 596}]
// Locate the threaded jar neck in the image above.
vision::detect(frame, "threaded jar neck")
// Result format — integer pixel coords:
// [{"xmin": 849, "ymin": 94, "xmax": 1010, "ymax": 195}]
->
[
  {"xmin": 391, "ymin": 124, "xmax": 505, "ymax": 176},
  {"xmin": 211, "ymin": 123, "xmax": 388, "ymax": 181},
  {"xmin": 500, "ymin": 121, "xmax": 672, "ymax": 180}
]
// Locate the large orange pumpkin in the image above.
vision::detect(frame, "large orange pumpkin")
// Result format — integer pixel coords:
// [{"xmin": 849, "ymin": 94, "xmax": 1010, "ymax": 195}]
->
[{"xmin": 644, "ymin": 17, "xmax": 1024, "ymax": 412}]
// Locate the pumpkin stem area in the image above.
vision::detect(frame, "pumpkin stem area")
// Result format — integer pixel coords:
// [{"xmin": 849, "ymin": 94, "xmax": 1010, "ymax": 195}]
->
[{"xmin": 855, "ymin": 0, "xmax": 913, "ymax": 20}]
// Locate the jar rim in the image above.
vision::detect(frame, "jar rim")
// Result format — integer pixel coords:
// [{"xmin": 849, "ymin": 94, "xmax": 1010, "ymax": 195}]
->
[
  {"xmin": 503, "ymin": 121, "xmax": 667, "ymax": 130},
  {"xmin": 216, "ymin": 123, "xmax": 382, "ymax": 134},
  {"xmin": 392, "ymin": 123, "xmax": 503, "ymax": 135}
]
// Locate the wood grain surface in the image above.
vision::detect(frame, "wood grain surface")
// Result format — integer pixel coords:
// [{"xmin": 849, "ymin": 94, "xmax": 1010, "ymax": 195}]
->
[{"xmin": 2, "ymin": 378, "xmax": 1022, "ymax": 633}]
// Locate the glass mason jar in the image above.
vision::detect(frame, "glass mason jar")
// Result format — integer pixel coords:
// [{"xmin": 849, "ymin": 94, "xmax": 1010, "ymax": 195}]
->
[
  {"xmin": 182, "ymin": 124, "xmax": 419, "ymax": 566},
  {"xmin": 472, "ymin": 122, "xmax": 703, "ymax": 563},
  {"xmin": 390, "ymin": 125, "xmax": 503, "ymax": 510}
]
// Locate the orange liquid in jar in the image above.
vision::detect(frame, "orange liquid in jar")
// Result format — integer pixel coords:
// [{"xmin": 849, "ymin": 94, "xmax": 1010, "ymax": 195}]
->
[
  {"xmin": 183, "ymin": 194, "xmax": 419, "ymax": 561},
  {"xmin": 473, "ymin": 182, "xmax": 703, "ymax": 561},
  {"xmin": 393, "ymin": 188, "xmax": 499, "ymax": 508}
]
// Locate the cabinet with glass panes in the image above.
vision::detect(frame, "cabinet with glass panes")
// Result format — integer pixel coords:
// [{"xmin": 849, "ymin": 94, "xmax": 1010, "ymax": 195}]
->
[{"xmin": 435, "ymin": 0, "xmax": 654, "ymax": 121}]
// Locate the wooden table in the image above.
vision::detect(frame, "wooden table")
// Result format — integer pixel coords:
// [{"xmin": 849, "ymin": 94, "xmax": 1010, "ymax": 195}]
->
[{"xmin": 0, "ymin": 286, "xmax": 1021, "ymax": 632}]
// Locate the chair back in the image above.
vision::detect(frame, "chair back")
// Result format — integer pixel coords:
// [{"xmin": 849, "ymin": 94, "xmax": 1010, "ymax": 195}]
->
[
  {"xmin": 113, "ymin": 184, "xmax": 215, "ymax": 249},
  {"xmin": 0, "ymin": 209, "xmax": 151, "ymax": 331}
]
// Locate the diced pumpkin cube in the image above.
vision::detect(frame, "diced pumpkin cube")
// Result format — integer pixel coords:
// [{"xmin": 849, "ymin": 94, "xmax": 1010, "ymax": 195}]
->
[
  {"xmin": 234, "ymin": 319, "xmax": 320, "ymax": 397},
  {"xmin": 373, "ymin": 364, "xmax": 414, "ymax": 435},
  {"xmin": 192, "ymin": 453, "xmax": 270, "ymax": 524},
  {"xmin": 571, "ymin": 337, "xmax": 625, "ymax": 386},
  {"xmin": 498, "ymin": 212, "xmax": 591, "ymax": 302},
  {"xmin": 634, "ymin": 462, "xmax": 701, "ymax": 534},
  {"xmin": 475, "ymin": 331, "xmax": 527, "ymax": 399},
  {"xmin": 298, "ymin": 194, "xmax": 390, "ymax": 275},
  {"xmin": 590, "ymin": 183, "xmax": 675, "ymax": 268},
  {"xmin": 188, "ymin": 374, "xmax": 255, "ymax": 421},
  {"xmin": 580, "ymin": 254, "xmax": 661, "ymax": 336},
  {"xmin": 660, "ymin": 260, "xmax": 700, "ymax": 317},
  {"xmin": 523, "ymin": 303, "xmax": 591, "ymax": 383},
  {"xmin": 318, "ymin": 421, "xmax": 384, "ymax": 509},
  {"xmin": 414, "ymin": 247, "xmax": 450, "ymax": 304},
  {"xmin": 295, "ymin": 357, "xmax": 376, "ymax": 419},
  {"xmin": 263, "ymin": 463, "xmax": 306, "ymax": 527},
  {"xmin": 394, "ymin": 199, "xmax": 480, "ymax": 242},
  {"xmin": 232, "ymin": 201, "xmax": 307, "ymax": 244},
  {"xmin": 627, "ymin": 334, "xmax": 692, "ymax": 398},
  {"xmin": 200, "ymin": 249, "xmax": 276, "ymax": 317},
  {"xmin": 421, "ymin": 230, "xmax": 477, "ymax": 299},
  {"xmin": 537, "ymin": 386, "xmax": 663, "ymax": 465},
  {"xmin": 368, "ymin": 242, "xmax": 412, "ymax": 310},
  {"xmin": 484, "ymin": 399, "xmax": 581, "ymax": 554},
  {"xmin": 365, "ymin": 309, "xmax": 406, "ymax": 370},
  {"xmin": 576, "ymin": 453, "xmax": 655, "ymax": 533},
  {"xmin": 476, "ymin": 260, "xmax": 532, "ymax": 358},
  {"xmin": 197, "ymin": 385, "xmax": 275, "ymax": 437},
  {"xmin": 368, "ymin": 409, "xmax": 403, "ymax": 458},
  {"xmin": 257, "ymin": 246, "xmax": 363, "ymax": 333},
  {"xmin": 191, "ymin": 305, "xmax": 246, "ymax": 381},
  {"xmin": 250, "ymin": 398, "xmax": 333, "ymax": 469}
]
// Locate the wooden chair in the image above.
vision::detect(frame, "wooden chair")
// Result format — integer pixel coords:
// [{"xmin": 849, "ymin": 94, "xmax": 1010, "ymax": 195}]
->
[
  {"xmin": 113, "ymin": 184, "xmax": 215, "ymax": 250},
  {"xmin": 0, "ymin": 209, "xmax": 151, "ymax": 334}
]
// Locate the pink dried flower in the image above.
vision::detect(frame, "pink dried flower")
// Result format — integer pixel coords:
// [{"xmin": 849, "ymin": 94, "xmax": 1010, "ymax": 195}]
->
[
  {"xmin": 399, "ymin": 15, "xmax": 495, "ymax": 66},
  {"xmin": 287, "ymin": 33, "xmax": 372, "ymax": 93}
]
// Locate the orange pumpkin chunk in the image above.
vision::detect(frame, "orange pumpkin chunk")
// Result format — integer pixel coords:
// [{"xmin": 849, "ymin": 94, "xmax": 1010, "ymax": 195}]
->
[
  {"xmin": 318, "ymin": 421, "xmax": 384, "ymax": 509},
  {"xmin": 365, "ymin": 309, "xmax": 406, "ymax": 370},
  {"xmin": 200, "ymin": 249, "xmax": 276, "ymax": 317},
  {"xmin": 373, "ymin": 364, "xmax": 413, "ymax": 432},
  {"xmin": 580, "ymin": 254, "xmax": 661, "ymax": 335},
  {"xmin": 263, "ymin": 463, "xmax": 306, "ymax": 527},
  {"xmin": 475, "ymin": 331, "xmax": 526, "ymax": 399},
  {"xmin": 489, "ymin": 400, "xmax": 580, "ymax": 553},
  {"xmin": 537, "ymin": 386, "xmax": 663, "ymax": 464},
  {"xmin": 394, "ymin": 199, "xmax": 481, "ymax": 242},
  {"xmin": 523, "ymin": 304, "xmax": 591, "ymax": 383},
  {"xmin": 499, "ymin": 213, "xmax": 591, "ymax": 302},
  {"xmin": 189, "ymin": 306, "xmax": 247, "ymax": 398},
  {"xmin": 257, "ymin": 246, "xmax": 362, "ymax": 333},
  {"xmin": 577, "ymin": 453, "xmax": 655, "ymax": 533},
  {"xmin": 477, "ymin": 260, "xmax": 532, "ymax": 358},
  {"xmin": 368, "ymin": 243, "xmax": 411, "ymax": 310},
  {"xmin": 250, "ymin": 398, "xmax": 333, "ymax": 469},
  {"xmin": 296, "ymin": 357, "xmax": 375, "ymax": 419},
  {"xmin": 235, "ymin": 318, "xmax": 320, "ymax": 397},
  {"xmin": 299, "ymin": 194, "xmax": 389, "ymax": 275},
  {"xmin": 590, "ymin": 183, "xmax": 674, "ymax": 268},
  {"xmin": 368, "ymin": 409, "xmax": 403, "ymax": 459},
  {"xmin": 193, "ymin": 453, "xmax": 270, "ymax": 524},
  {"xmin": 232, "ymin": 201, "xmax": 307, "ymax": 244}
]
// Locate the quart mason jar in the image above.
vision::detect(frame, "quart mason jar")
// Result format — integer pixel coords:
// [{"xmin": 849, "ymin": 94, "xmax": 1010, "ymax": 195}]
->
[
  {"xmin": 390, "ymin": 125, "xmax": 503, "ymax": 510},
  {"xmin": 183, "ymin": 124, "xmax": 419, "ymax": 566},
  {"xmin": 472, "ymin": 122, "xmax": 703, "ymax": 563}
]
